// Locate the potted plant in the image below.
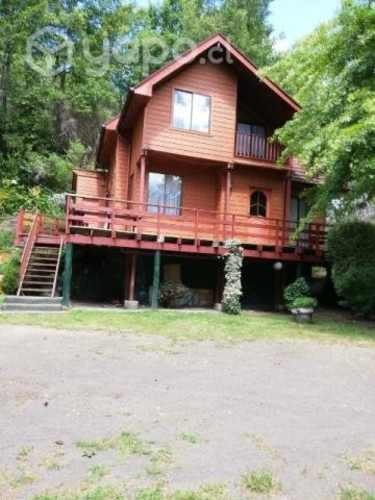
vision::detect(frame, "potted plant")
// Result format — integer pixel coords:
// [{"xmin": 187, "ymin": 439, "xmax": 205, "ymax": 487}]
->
[{"xmin": 284, "ymin": 277, "xmax": 318, "ymax": 322}]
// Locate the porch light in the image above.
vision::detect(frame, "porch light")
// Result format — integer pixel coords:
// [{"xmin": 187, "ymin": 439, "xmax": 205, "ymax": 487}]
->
[{"xmin": 273, "ymin": 262, "xmax": 283, "ymax": 271}]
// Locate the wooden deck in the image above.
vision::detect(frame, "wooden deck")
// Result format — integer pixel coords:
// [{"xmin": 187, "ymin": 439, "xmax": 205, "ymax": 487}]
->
[{"xmin": 15, "ymin": 195, "xmax": 327, "ymax": 263}]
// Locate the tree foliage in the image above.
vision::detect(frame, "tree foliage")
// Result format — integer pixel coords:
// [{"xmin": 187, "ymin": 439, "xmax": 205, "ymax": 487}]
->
[
  {"xmin": 327, "ymin": 220, "xmax": 375, "ymax": 315},
  {"xmin": 0, "ymin": 0, "xmax": 274, "ymax": 216},
  {"xmin": 266, "ymin": 0, "xmax": 375, "ymax": 217}
]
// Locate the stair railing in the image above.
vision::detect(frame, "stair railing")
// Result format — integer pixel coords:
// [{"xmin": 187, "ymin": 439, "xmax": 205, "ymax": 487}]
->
[
  {"xmin": 17, "ymin": 213, "xmax": 41, "ymax": 296},
  {"xmin": 51, "ymin": 236, "xmax": 64, "ymax": 298}
]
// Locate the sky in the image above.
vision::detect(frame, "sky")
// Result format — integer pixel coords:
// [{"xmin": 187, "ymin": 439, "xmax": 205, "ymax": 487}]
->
[
  {"xmin": 136, "ymin": 0, "xmax": 342, "ymax": 50},
  {"xmin": 270, "ymin": 0, "xmax": 341, "ymax": 50}
]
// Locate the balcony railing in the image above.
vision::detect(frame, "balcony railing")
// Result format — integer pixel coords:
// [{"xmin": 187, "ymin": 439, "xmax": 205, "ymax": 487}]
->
[
  {"xmin": 15, "ymin": 196, "xmax": 326, "ymax": 258},
  {"xmin": 235, "ymin": 132, "xmax": 283, "ymax": 163},
  {"xmin": 63, "ymin": 194, "xmax": 325, "ymax": 253}
]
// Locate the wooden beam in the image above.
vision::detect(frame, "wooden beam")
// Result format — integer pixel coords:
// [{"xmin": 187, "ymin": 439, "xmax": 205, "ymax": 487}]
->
[
  {"xmin": 139, "ymin": 154, "xmax": 146, "ymax": 205},
  {"xmin": 128, "ymin": 254, "xmax": 137, "ymax": 301},
  {"xmin": 62, "ymin": 243, "xmax": 73, "ymax": 307},
  {"xmin": 151, "ymin": 250, "xmax": 161, "ymax": 309}
]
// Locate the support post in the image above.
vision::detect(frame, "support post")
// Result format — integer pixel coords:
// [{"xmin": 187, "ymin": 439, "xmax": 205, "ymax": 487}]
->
[
  {"xmin": 124, "ymin": 253, "xmax": 139, "ymax": 309},
  {"xmin": 283, "ymin": 174, "xmax": 292, "ymax": 245},
  {"xmin": 151, "ymin": 250, "xmax": 161, "ymax": 309},
  {"xmin": 139, "ymin": 154, "xmax": 146, "ymax": 207},
  {"xmin": 62, "ymin": 243, "xmax": 73, "ymax": 307}
]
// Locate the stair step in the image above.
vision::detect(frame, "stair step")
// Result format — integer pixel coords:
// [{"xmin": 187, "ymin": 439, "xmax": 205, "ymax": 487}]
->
[
  {"xmin": 28, "ymin": 266, "xmax": 55, "ymax": 274},
  {"xmin": 25, "ymin": 275, "xmax": 54, "ymax": 280},
  {"xmin": 20, "ymin": 287, "xmax": 54, "ymax": 292},
  {"xmin": 23, "ymin": 281, "xmax": 54, "ymax": 286},
  {"xmin": 1, "ymin": 303, "xmax": 63, "ymax": 312},
  {"xmin": 28, "ymin": 262, "xmax": 57, "ymax": 267},
  {"xmin": 30, "ymin": 257, "xmax": 58, "ymax": 262},
  {"xmin": 4, "ymin": 296, "xmax": 62, "ymax": 305}
]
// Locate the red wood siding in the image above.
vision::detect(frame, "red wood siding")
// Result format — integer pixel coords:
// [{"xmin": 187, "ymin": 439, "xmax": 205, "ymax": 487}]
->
[
  {"xmin": 146, "ymin": 160, "xmax": 219, "ymax": 213},
  {"xmin": 143, "ymin": 61, "xmax": 237, "ymax": 163},
  {"xmin": 73, "ymin": 170, "xmax": 107, "ymax": 198},
  {"xmin": 230, "ymin": 169, "xmax": 285, "ymax": 219}
]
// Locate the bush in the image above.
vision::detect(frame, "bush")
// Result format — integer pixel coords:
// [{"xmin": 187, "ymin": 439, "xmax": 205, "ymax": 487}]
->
[
  {"xmin": 328, "ymin": 221, "xmax": 375, "ymax": 316},
  {"xmin": 222, "ymin": 240, "xmax": 244, "ymax": 315},
  {"xmin": 291, "ymin": 296, "xmax": 318, "ymax": 310},
  {"xmin": 159, "ymin": 281, "xmax": 193, "ymax": 308},
  {"xmin": 0, "ymin": 229, "xmax": 13, "ymax": 251},
  {"xmin": 284, "ymin": 277, "xmax": 311, "ymax": 309},
  {"xmin": 0, "ymin": 250, "xmax": 21, "ymax": 294}
]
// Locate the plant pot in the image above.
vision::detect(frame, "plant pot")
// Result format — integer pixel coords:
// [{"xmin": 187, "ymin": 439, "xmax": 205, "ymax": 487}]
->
[{"xmin": 291, "ymin": 308, "xmax": 314, "ymax": 323}]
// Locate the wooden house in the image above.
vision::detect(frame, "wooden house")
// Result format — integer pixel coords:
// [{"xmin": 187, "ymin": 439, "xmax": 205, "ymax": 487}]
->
[{"xmin": 15, "ymin": 34, "xmax": 326, "ymax": 309}]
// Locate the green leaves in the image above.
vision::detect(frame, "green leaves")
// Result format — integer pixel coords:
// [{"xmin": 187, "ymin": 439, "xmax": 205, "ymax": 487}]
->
[{"xmin": 266, "ymin": 1, "xmax": 375, "ymax": 218}]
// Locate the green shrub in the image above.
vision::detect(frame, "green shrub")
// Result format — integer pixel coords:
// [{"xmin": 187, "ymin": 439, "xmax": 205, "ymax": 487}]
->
[
  {"xmin": 291, "ymin": 296, "xmax": 318, "ymax": 309},
  {"xmin": 159, "ymin": 281, "xmax": 193, "ymax": 308},
  {"xmin": 222, "ymin": 240, "xmax": 244, "ymax": 315},
  {"xmin": 328, "ymin": 221, "xmax": 375, "ymax": 315},
  {"xmin": 284, "ymin": 277, "xmax": 311, "ymax": 308},
  {"xmin": 1, "ymin": 250, "xmax": 21, "ymax": 294},
  {"xmin": 0, "ymin": 229, "xmax": 13, "ymax": 251}
]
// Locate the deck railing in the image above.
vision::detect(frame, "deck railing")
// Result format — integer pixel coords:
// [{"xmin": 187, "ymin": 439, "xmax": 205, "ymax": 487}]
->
[
  {"xmin": 235, "ymin": 132, "xmax": 283, "ymax": 163},
  {"xmin": 64, "ymin": 194, "xmax": 326, "ymax": 253}
]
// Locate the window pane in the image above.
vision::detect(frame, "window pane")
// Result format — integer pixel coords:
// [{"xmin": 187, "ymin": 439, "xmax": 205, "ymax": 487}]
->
[
  {"xmin": 173, "ymin": 90, "xmax": 192, "ymax": 130},
  {"xmin": 147, "ymin": 172, "xmax": 182, "ymax": 215},
  {"xmin": 250, "ymin": 191, "xmax": 267, "ymax": 218},
  {"xmin": 164, "ymin": 175, "xmax": 182, "ymax": 215},
  {"xmin": 192, "ymin": 94, "xmax": 210, "ymax": 132},
  {"xmin": 148, "ymin": 173, "xmax": 165, "ymax": 213}
]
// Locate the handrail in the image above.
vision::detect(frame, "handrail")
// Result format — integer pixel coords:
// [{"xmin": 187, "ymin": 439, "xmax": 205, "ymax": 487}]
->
[
  {"xmin": 65, "ymin": 194, "xmax": 327, "ymax": 252},
  {"xmin": 17, "ymin": 212, "xmax": 41, "ymax": 296},
  {"xmin": 235, "ymin": 132, "xmax": 283, "ymax": 162},
  {"xmin": 51, "ymin": 236, "xmax": 64, "ymax": 298}
]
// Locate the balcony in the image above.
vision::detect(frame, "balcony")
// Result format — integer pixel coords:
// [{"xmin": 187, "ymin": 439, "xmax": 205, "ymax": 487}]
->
[
  {"xmin": 14, "ymin": 195, "xmax": 326, "ymax": 263},
  {"xmin": 235, "ymin": 132, "xmax": 283, "ymax": 163}
]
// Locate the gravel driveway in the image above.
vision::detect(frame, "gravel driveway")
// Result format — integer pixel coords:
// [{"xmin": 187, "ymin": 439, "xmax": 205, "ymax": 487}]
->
[{"xmin": 0, "ymin": 325, "xmax": 374, "ymax": 499}]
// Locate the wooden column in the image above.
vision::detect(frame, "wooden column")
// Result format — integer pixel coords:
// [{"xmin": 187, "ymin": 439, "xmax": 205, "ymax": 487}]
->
[
  {"xmin": 224, "ymin": 164, "xmax": 233, "ymax": 214},
  {"xmin": 139, "ymin": 154, "xmax": 146, "ymax": 207},
  {"xmin": 151, "ymin": 250, "xmax": 161, "ymax": 309},
  {"xmin": 128, "ymin": 254, "xmax": 137, "ymax": 301},
  {"xmin": 282, "ymin": 173, "xmax": 292, "ymax": 245},
  {"xmin": 62, "ymin": 243, "xmax": 73, "ymax": 307}
]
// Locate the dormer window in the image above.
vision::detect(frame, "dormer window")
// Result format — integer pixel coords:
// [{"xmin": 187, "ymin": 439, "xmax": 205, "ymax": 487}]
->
[{"xmin": 172, "ymin": 89, "xmax": 211, "ymax": 133}]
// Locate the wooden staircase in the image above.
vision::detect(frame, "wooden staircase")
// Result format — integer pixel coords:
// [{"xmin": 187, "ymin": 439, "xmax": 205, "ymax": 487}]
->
[
  {"xmin": 18, "ymin": 245, "xmax": 62, "ymax": 296},
  {"xmin": 17, "ymin": 213, "xmax": 63, "ymax": 297}
]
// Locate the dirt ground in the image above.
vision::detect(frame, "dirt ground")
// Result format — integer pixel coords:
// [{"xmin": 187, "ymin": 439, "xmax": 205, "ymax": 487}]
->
[{"xmin": 0, "ymin": 325, "xmax": 374, "ymax": 499}]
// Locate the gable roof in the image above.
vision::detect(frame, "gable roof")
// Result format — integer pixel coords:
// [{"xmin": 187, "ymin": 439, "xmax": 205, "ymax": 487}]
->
[{"xmin": 117, "ymin": 33, "xmax": 300, "ymax": 132}]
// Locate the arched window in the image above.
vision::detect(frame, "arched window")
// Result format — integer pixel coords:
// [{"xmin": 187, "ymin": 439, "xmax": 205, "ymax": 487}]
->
[{"xmin": 250, "ymin": 191, "xmax": 267, "ymax": 217}]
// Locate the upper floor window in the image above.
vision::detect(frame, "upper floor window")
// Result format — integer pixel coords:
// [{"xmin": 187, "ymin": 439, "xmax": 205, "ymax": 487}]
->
[
  {"xmin": 172, "ymin": 90, "xmax": 211, "ymax": 133},
  {"xmin": 148, "ymin": 172, "xmax": 182, "ymax": 216},
  {"xmin": 250, "ymin": 190, "xmax": 267, "ymax": 217}
]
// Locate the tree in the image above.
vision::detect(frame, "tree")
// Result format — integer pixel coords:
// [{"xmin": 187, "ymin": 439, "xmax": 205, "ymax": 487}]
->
[
  {"xmin": 328, "ymin": 220, "xmax": 375, "ymax": 315},
  {"xmin": 265, "ymin": 0, "xmax": 375, "ymax": 218}
]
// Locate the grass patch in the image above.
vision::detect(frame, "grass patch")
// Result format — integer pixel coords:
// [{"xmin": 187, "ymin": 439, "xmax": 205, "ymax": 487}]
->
[
  {"xmin": 39, "ymin": 454, "xmax": 63, "ymax": 471},
  {"xmin": 347, "ymin": 447, "xmax": 375, "ymax": 474},
  {"xmin": 88, "ymin": 465, "xmax": 110, "ymax": 481},
  {"xmin": 33, "ymin": 485, "xmax": 124, "ymax": 500},
  {"xmin": 16, "ymin": 446, "xmax": 33, "ymax": 462},
  {"xmin": 146, "ymin": 447, "xmax": 174, "ymax": 476},
  {"xmin": 172, "ymin": 484, "xmax": 228, "ymax": 500},
  {"xmin": 0, "ymin": 309, "xmax": 373, "ymax": 345},
  {"xmin": 340, "ymin": 487, "xmax": 375, "ymax": 500},
  {"xmin": 180, "ymin": 433, "xmax": 201, "ymax": 445},
  {"xmin": 136, "ymin": 484, "xmax": 228, "ymax": 500},
  {"xmin": 76, "ymin": 431, "xmax": 148, "ymax": 458},
  {"xmin": 242, "ymin": 470, "xmax": 281, "ymax": 495}
]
